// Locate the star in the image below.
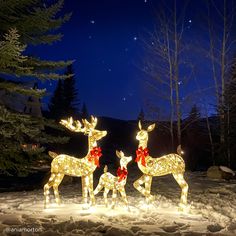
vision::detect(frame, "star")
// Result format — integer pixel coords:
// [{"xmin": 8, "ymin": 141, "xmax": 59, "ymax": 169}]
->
[
  {"xmin": 188, "ymin": 19, "xmax": 192, "ymax": 23},
  {"xmin": 90, "ymin": 20, "xmax": 95, "ymax": 24},
  {"xmin": 144, "ymin": 0, "xmax": 148, "ymax": 3},
  {"xmin": 122, "ymin": 97, "xmax": 126, "ymax": 101},
  {"xmin": 108, "ymin": 68, "xmax": 112, "ymax": 72},
  {"xmin": 178, "ymin": 81, "xmax": 183, "ymax": 85},
  {"xmin": 133, "ymin": 36, "xmax": 138, "ymax": 41}
]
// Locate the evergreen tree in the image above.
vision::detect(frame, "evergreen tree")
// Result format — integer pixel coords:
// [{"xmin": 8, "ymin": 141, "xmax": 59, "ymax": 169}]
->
[
  {"xmin": 184, "ymin": 105, "xmax": 202, "ymax": 170},
  {"xmin": 0, "ymin": 1, "xmax": 71, "ymax": 175},
  {"xmin": 48, "ymin": 65, "xmax": 79, "ymax": 120},
  {"xmin": 225, "ymin": 63, "xmax": 236, "ymax": 167},
  {"xmin": 81, "ymin": 103, "xmax": 89, "ymax": 119},
  {"xmin": 48, "ymin": 80, "xmax": 65, "ymax": 120},
  {"xmin": 186, "ymin": 105, "xmax": 201, "ymax": 124},
  {"xmin": 137, "ymin": 108, "xmax": 145, "ymax": 122},
  {"xmin": 63, "ymin": 64, "xmax": 79, "ymax": 116}
]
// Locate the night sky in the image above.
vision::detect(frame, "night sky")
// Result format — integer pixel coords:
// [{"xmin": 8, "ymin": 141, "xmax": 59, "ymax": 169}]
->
[{"xmin": 27, "ymin": 0, "xmax": 221, "ymax": 120}]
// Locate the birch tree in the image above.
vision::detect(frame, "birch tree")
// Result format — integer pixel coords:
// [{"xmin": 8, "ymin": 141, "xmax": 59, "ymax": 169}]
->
[
  {"xmin": 206, "ymin": 0, "xmax": 236, "ymax": 166},
  {"xmin": 143, "ymin": 0, "xmax": 189, "ymax": 148}
]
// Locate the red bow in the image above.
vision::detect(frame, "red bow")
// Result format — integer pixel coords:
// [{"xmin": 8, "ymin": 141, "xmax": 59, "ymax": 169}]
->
[
  {"xmin": 135, "ymin": 147, "xmax": 149, "ymax": 167},
  {"xmin": 88, "ymin": 147, "xmax": 102, "ymax": 167},
  {"xmin": 117, "ymin": 167, "xmax": 128, "ymax": 182}
]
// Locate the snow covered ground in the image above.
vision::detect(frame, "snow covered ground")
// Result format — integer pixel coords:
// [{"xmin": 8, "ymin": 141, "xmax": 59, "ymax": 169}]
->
[{"xmin": 1, "ymin": 170, "xmax": 236, "ymax": 235}]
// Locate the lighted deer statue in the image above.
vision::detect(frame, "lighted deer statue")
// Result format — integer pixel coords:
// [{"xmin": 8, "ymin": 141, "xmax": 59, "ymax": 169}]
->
[
  {"xmin": 133, "ymin": 121, "xmax": 188, "ymax": 211},
  {"xmin": 94, "ymin": 150, "xmax": 132, "ymax": 209},
  {"xmin": 44, "ymin": 116, "xmax": 107, "ymax": 208}
]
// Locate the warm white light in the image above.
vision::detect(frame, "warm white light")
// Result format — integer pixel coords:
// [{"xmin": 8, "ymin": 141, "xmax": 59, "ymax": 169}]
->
[
  {"xmin": 94, "ymin": 150, "xmax": 132, "ymax": 210},
  {"xmin": 133, "ymin": 121, "xmax": 189, "ymax": 211},
  {"xmin": 44, "ymin": 116, "xmax": 107, "ymax": 208}
]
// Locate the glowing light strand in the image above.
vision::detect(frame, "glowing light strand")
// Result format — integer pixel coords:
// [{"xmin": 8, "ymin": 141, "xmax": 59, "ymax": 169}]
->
[
  {"xmin": 133, "ymin": 121, "xmax": 189, "ymax": 211},
  {"xmin": 94, "ymin": 150, "xmax": 132, "ymax": 209},
  {"xmin": 43, "ymin": 116, "xmax": 107, "ymax": 208}
]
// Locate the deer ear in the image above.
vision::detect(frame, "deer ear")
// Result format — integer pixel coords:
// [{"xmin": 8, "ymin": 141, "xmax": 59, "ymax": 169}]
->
[
  {"xmin": 116, "ymin": 150, "xmax": 121, "ymax": 158},
  {"xmin": 147, "ymin": 123, "xmax": 155, "ymax": 132},
  {"xmin": 138, "ymin": 120, "xmax": 142, "ymax": 130}
]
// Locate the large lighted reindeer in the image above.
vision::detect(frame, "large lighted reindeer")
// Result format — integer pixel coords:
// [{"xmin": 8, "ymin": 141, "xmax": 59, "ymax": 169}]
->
[
  {"xmin": 94, "ymin": 151, "xmax": 132, "ymax": 209},
  {"xmin": 133, "ymin": 121, "xmax": 189, "ymax": 211},
  {"xmin": 44, "ymin": 116, "xmax": 107, "ymax": 208}
]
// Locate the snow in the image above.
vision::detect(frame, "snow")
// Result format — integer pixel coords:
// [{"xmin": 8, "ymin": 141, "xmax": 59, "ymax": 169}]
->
[
  {"xmin": 1, "ymin": 170, "xmax": 236, "ymax": 235},
  {"xmin": 220, "ymin": 166, "xmax": 235, "ymax": 176}
]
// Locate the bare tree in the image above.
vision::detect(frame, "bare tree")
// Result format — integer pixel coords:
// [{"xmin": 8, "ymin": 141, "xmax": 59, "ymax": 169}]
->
[
  {"xmin": 206, "ymin": 0, "xmax": 236, "ymax": 166},
  {"xmin": 142, "ymin": 0, "xmax": 190, "ymax": 148}
]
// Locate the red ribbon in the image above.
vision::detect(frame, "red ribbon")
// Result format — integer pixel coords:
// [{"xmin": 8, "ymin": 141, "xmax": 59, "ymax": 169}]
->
[
  {"xmin": 135, "ymin": 147, "xmax": 149, "ymax": 167},
  {"xmin": 88, "ymin": 147, "xmax": 102, "ymax": 167},
  {"xmin": 117, "ymin": 167, "xmax": 128, "ymax": 182}
]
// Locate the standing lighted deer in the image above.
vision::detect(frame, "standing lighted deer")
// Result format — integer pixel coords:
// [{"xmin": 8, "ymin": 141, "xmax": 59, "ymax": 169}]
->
[
  {"xmin": 94, "ymin": 150, "xmax": 132, "ymax": 209},
  {"xmin": 44, "ymin": 116, "xmax": 107, "ymax": 208},
  {"xmin": 133, "ymin": 121, "xmax": 188, "ymax": 211}
]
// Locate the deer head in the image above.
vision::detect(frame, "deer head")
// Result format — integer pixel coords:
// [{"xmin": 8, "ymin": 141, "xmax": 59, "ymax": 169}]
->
[
  {"xmin": 60, "ymin": 116, "xmax": 107, "ymax": 142},
  {"xmin": 82, "ymin": 116, "xmax": 107, "ymax": 141},
  {"xmin": 116, "ymin": 150, "xmax": 132, "ymax": 169},
  {"xmin": 136, "ymin": 121, "xmax": 155, "ymax": 143}
]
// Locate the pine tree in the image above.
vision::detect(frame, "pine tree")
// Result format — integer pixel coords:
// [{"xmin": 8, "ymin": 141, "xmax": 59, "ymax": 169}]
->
[
  {"xmin": 48, "ymin": 80, "xmax": 65, "ymax": 120},
  {"xmin": 137, "ymin": 108, "xmax": 145, "ymax": 122},
  {"xmin": 0, "ymin": 0, "xmax": 71, "ymax": 175},
  {"xmin": 225, "ymin": 63, "xmax": 236, "ymax": 167},
  {"xmin": 63, "ymin": 64, "xmax": 79, "ymax": 117},
  {"xmin": 187, "ymin": 105, "xmax": 201, "ymax": 124},
  {"xmin": 81, "ymin": 103, "xmax": 89, "ymax": 119},
  {"xmin": 48, "ymin": 65, "xmax": 79, "ymax": 120}
]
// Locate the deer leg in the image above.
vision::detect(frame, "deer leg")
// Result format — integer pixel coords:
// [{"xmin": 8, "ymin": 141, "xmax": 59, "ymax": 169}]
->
[
  {"xmin": 111, "ymin": 188, "xmax": 117, "ymax": 209},
  {"xmin": 133, "ymin": 175, "xmax": 148, "ymax": 198},
  {"xmin": 81, "ymin": 176, "xmax": 88, "ymax": 205},
  {"xmin": 172, "ymin": 173, "xmax": 189, "ymax": 211},
  {"xmin": 145, "ymin": 175, "xmax": 154, "ymax": 203},
  {"xmin": 44, "ymin": 173, "xmax": 56, "ymax": 208},
  {"xmin": 119, "ymin": 188, "xmax": 129, "ymax": 209},
  {"xmin": 53, "ymin": 173, "xmax": 64, "ymax": 205},
  {"xmin": 103, "ymin": 188, "xmax": 109, "ymax": 207},
  {"xmin": 88, "ymin": 174, "xmax": 96, "ymax": 206},
  {"xmin": 94, "ymin": 179, "xmax": 103, "ymax": 195}
]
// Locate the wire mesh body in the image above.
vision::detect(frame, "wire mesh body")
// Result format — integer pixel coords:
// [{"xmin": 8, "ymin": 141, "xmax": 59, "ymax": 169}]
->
[
  {"xmin": 43, "ymin": 116, "xmax": 107, "ymax": 208},
  {"xmin": 133, "ymin": 121, "xmax": 189, "ymax": 211},
  {"xmin": 94, "ymin": 151, "xmax": 132, "ymax": 209}
]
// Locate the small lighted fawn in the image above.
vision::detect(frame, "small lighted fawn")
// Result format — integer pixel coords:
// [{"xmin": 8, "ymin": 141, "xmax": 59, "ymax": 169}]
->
[
  {"xmin": 94, "ymin": 151, "xmax": 132, "ymax": 209},
  {"xmin": 133, "ymin": 121, "xmax": 188, "ymax": 211},
  {"xmin": 44, "ymin": 116, "xmax": 107, "ymax": 208}
]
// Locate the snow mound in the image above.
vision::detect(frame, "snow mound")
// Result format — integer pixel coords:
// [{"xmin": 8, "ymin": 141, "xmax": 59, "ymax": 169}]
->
[{"xmin": 220, "ymin": 166, "xmax": 235, "ymax": 176}]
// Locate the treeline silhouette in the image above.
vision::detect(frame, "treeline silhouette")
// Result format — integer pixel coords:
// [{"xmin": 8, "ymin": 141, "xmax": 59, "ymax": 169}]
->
[{"xmin": 44, "ymin": 115, "xmax": 230, "ymax": 172}]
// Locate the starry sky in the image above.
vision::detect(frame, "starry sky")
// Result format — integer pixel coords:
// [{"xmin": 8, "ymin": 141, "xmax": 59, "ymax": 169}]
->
[{"xmin": 27, "ymin": 0, "xmax": 226, "ymax": 120}]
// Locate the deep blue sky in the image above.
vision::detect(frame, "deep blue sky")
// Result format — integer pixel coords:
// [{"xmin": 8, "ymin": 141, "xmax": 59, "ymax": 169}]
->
[{"xmin": 27, "ymin": 0, "xmax": 224, "ymax": 120}]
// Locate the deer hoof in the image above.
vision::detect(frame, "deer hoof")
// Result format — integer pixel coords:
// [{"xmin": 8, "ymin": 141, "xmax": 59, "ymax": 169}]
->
[{"xmin": 146, "ymin": 195, "xmax": 155, "ymax": 204}]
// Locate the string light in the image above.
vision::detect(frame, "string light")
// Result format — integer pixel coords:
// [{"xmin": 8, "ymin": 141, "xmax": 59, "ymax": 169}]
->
[
  {"xmin": 94, "ymin": 150, "xmax": 132, "ymax": 210},
  {"xmin": 44, "ymin": 116, "xmax": 107, "ymax": 208},
  {"xmin": 133, "ymin": 121, "xmax": 189, "ymax": 211}
]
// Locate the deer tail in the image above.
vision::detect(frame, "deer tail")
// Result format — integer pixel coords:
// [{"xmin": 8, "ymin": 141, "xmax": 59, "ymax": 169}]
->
[
  {"xmin": 104, "ymin": 165, "xmax": 108, "ymax": 173},
  {"xmin": 177, "ymin": 145, "xmax": 183, "ymax": 156},
  {"xmin": 48, "ymin": 151, "xmax": 58, "ymax": 159}
]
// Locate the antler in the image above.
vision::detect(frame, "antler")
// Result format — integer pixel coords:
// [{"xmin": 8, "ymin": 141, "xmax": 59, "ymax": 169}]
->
[
  {"xmin": 60, "ymin": 117, "xmax": 84, "ymax": 132},
  {"xmin": 82, "ymin": 116, "xmax": 98, "ymax": 130}
]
